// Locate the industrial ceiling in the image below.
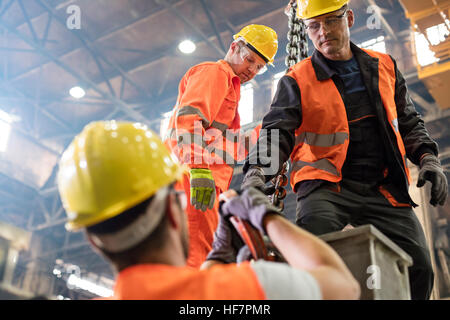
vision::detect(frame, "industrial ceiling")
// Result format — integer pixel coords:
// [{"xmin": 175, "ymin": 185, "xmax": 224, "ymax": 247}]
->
[{"xmin": 0, "ymin": 0, "xmax": 448, "ymax": 299}]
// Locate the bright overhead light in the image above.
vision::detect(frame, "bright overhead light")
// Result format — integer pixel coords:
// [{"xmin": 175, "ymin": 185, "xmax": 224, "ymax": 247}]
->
[
  {"xmin": 0, "ymin": 109, "xmax": 14, "ymax": 153},
  {"xmin": 178, "ymin": 40, "xmax": 196, "ymax": 54},
  {"xmin": 0, "ymin": 120, "xmax": 11, "ymax": 153},
  {"xmin": 70, "ymin": 86, "xmax": 86, "ymax": 99},
  {"xmin": 67, "ymin": 274, "xmax": 113, "ymax": 298},
  {"xmin": 0, "ymin": 109, "xmax": 15, "ymax": 123}
]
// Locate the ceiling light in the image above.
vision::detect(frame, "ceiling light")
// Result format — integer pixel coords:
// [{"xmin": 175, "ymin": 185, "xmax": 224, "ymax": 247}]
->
[
  {"xmin": 0, "ymin": 120, "xmax": 11, "ymax": 153},
  {"xmin": 70, "ymin": 86, "xmax": 86, "ymax": 99},
  {"xmin": 178, "ymin": 40, "xmax": 196, "ymax": 54}
]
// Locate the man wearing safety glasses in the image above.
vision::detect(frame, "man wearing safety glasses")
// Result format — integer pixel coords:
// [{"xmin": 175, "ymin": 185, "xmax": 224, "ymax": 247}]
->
[
  {"xmin": 242, "ymin": 0, "xmax": 447, "ymax": 299},
  {"xmin": 164, "ymin": 25, "xmax": 278, "ymax": 268}
]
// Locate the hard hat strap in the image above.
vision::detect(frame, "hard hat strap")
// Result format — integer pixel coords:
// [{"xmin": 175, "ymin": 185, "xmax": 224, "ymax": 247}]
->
[
  {"xmin": 245, "ymin": 43, "xmax": 269, "ymax": 64},
  {"xmin": 89, "ymin": 186, "xmax": 169, "ymax": 253}
]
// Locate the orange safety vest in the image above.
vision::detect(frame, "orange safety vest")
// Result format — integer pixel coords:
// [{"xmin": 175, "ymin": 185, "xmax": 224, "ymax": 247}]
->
[
  {"xmin": 164, "ymin": 60, "xmax": 259, "ymax": 192},
  {"xmin": 110, "ymin": 262, "xmax": 266, "ymax": 300},
  {"xmin": 286, "ymin": 49, "xmax": 411, "ymax": 200}
]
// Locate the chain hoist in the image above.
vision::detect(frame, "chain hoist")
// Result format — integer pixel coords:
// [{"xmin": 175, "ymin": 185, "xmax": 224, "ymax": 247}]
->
[
  {"xmin": 232, "ymin": 2, "xmax": 310, "ymax": 263},
  {"xmin": 270, "ymin": 1, "xmax": 309, "ymax": 210},
  {"xmin": 285, "ymin": 0, "xmax": 308, "ymax": 69}
]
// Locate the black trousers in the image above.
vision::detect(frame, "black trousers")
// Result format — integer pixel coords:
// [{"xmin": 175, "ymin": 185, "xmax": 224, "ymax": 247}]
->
[{"xmin": 296, "ymin": 179, "xmax": 434, "ymax": 300}]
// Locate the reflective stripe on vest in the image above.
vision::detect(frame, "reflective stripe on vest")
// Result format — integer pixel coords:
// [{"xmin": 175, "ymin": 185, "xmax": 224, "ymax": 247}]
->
[
  {"xmin": 292, "ymin": 158, "xmax": 339, "ymax": 177},
  {"xmin": 295, "ymin": 132, "xmax": 349, "ymax": 148}
]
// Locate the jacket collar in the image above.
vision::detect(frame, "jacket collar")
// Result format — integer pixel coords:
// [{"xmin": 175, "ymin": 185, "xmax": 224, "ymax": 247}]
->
[{"xmin": 311, "ymin": 42, "xmax": 379, "ymax": 81}]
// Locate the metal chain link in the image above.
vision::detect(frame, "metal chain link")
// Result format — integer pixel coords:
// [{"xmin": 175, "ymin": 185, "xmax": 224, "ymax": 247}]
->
[
  {"xmin": 270, "ymin": 2, "xmax": 309, "ymax": 210},
  {"xmin": 285, "ymin": 1, "xmax": 308, "ymax": 69}
]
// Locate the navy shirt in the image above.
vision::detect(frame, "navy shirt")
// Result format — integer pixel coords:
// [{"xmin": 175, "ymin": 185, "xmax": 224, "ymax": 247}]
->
[{"xmin": 325, "ymin": 56, "xmax": 366, "ymax": 94}]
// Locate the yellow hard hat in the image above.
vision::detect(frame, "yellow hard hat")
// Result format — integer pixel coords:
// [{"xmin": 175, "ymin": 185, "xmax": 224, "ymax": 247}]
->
[
  {"xmin": 57, "ymin": 121, "xmax": 186, "ymax": 231},
  {"xmin": 297, "ymin": 0, "xmax": 349, "ymax": 20},
  {"xmin": 233, "ymin": 24, "xmax": 278, "ymax": 65}
]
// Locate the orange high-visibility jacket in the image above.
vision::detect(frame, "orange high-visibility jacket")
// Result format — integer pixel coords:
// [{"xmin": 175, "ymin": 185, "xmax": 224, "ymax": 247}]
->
[
  {"xmin": 286, "ymin": 49, "xmax": 411, "ymax": 196},
  {"xmin": 110, "ymin": 262, "xmax": 266, "ymax": 300},
  {"xmin": 165, "ymin": 60, "xmax": 258, "ymax": 191},
  {"xmin": 164, "ymin": 61, "xmax": 260, "ymax": 268}
]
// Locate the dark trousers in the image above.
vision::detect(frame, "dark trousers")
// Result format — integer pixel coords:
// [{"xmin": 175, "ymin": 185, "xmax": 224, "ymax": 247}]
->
[{"xmin": 296, "ymin": 179, "xmax": 434, "ymax": 300}]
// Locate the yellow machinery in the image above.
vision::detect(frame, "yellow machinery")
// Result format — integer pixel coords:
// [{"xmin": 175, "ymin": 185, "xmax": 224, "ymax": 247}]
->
[{"xmin": 400, "ymin": 0, "xmax": 450, "ymax": 110}]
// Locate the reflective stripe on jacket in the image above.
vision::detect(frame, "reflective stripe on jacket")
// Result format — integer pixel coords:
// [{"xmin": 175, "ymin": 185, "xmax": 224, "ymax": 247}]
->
[
  {"xmin": 286, "ymin": 49, "xmax": 411, "ymax": 191},
  {"xmin": 111, "ymin": 262, "xmax": 266, "ymax": 300}
]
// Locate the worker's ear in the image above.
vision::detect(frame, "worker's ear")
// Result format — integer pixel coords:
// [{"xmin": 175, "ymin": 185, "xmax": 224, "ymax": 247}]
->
[
  {"xmin": 85, "ymin": 231, "xmax": 102, "ymax": 254},
  {"xmin": 166, "ymin": 193, "xmax": 181, "ymax": 231},
  {"xmin": 347, "ymin": 9, "xmax": 354, "ymax": 28},
  {"xmin": 230, "ymin": 41, "xmax": 240, "ymax": 54}
]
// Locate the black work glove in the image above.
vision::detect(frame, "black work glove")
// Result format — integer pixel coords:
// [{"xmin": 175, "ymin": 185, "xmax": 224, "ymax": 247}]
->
[
  {"xmin": 205, "ymin": 213, "xmax": 244, "ymax": 263},
  {"xmin": 221, "ymin": 187, "xmax": 282, "ymax": 233},
  {"xmin": 241, "ymin": 167, "xmax": 276, "ymax": 195},
  {"xmin": 417, "ymin": 154, "xmax": 448, "ymax": 206}
]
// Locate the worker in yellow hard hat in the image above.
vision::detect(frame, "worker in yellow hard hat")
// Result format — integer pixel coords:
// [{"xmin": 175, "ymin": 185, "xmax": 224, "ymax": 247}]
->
[
  {"xmin": 164, "ymin": 24, "xmax": 279, "ymax": 268},
  {"xmin": 57, "ymin": 120, "xmax": 360, "ymax": 300},
  {"xmin": 242, "ymin": 0, "xmax": 446, "ymax": 300}
]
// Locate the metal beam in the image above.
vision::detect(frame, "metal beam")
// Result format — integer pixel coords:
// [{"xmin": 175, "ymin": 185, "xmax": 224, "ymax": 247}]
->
[
  {"xmin": 409, "ymin": 90, "xmax": 439, "ymax": 114},
  {"xmin": 0, "ymin": 19, "xmax": 151, "ymax": 124},
  {"xmin": 423, "ymin": 108, "xmax": 450, "ymax": 123},
  {"xmin": 155, "ymin": 0, "xmax": 225, "ymax": 56},
  {"xmin": 199, "ymin": 0, "xmax": 226, "ymax": 53},
  {"xmin": 0, "ymin": 79, "xmax": 73, "ymax": 130},
  {"xmin": 0, "ymin": 189, "xmax": 25, "ymax": 203},
  {"xmin": 17, "ymin": 0, "xmax": 40, "ymax": 43},
  {"xmin": 9, "ymin": 0, "xmax": 191, "ymax": 82},
  {"xmin": 363, "ymin": 0, "xmax": 398, "ymax": 41},
  {"xmin": 35, "ymin": 0, "xmax": 152, "ymax": 100},
  {"xmin": 0, "ymin": 0, "xmax": 14, "ymax": 19}
]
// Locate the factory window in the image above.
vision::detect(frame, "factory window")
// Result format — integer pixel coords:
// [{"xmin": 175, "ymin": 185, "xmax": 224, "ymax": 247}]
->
[
  {"xmin": 272, "ymin": 71, "xmax": 285, "ymax": 99},
  {"xmin": 414, "ymin": 23, "xmax": 449, "ymax": 66},
  {"xmin": 358, "ymin": 36, "xmax": 386, "ymax": 53},
  {"xmin": 239, "ymin": 83, "xmax": 254, "ymax": 126}
]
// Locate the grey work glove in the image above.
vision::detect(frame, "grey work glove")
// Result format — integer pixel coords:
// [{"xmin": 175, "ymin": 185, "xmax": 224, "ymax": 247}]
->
[
  {"xmin": 417, "ymin": 154, "xmax": 448, "ymax": 206},
  {"xmin": 221, "ymin": 187, "xmax": 282, "ymax": 233},
  {"xmin": 236, "ymin": 245, "xmax": 253, "ymax": 263},
  {"xmin": 205, "ymin": 214, "xmax": 244, "ymax": 263},
  {"xmin": 241, "ymin": 167, "xmax": 276, "ymax": 195}
]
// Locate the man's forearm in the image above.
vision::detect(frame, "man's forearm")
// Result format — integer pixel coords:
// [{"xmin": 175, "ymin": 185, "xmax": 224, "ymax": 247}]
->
[{"xmin": 264, "ymin": 214, "xmax": 353, "ymax": 278}]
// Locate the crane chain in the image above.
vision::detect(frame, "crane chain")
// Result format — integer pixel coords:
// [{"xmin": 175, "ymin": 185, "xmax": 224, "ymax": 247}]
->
[{"xmin": 285, "ymin": 1, "xmax": 308, "ymax": 69}]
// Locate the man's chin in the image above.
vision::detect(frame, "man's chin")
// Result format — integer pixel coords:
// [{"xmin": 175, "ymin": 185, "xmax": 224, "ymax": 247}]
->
[
  {"xmin": 240, "ymin": 76, "xmax": 249, "ymax": 83},
  {"xmin": 320, "ymin": 45, "xmax": 340, "ymax": 57}
]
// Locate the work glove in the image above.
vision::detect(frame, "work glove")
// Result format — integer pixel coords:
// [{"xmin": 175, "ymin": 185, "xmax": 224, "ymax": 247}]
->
[
  {"xmin": 236, "ymin": 245, "xmax": 253, "ymax": 263},
  {"xmin": 205, "ymin": 213, "xmax": 244, "ymax": 263},
  {"xmin": 190, "ymin": 168, "xmax": 216, "ymax": 212},
  {"xmin": 241, "ymin": 166, "xmax": 275, "ymax": 195},
  {"xmin": 221, "ymin": 187, "xmax": 282, "ymax": 233},
  {"xmin": 417, "ymin": 154, "xmax": 448, "ymax": 206}
]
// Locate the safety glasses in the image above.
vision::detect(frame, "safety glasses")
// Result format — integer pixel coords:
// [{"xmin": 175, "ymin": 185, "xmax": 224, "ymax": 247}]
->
[
  {"xmin": 305, "ymin": 9, "xmax": 348, "ymax": 33},
  {"xmin": 236, "ymin": 39, "xmax": 268, "ymax": 75}
]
